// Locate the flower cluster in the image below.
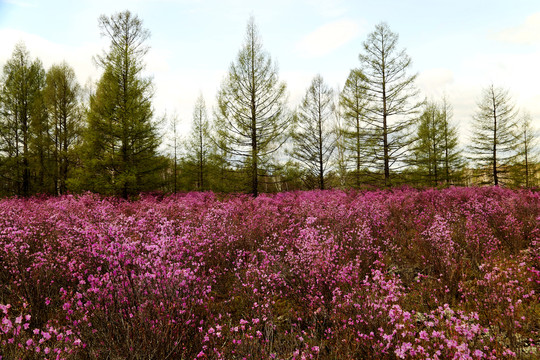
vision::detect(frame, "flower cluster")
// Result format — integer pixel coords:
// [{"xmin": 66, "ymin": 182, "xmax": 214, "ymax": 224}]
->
[{"xmin": 0, "ymin": 187, "xmax": 538, "ymax": 359}]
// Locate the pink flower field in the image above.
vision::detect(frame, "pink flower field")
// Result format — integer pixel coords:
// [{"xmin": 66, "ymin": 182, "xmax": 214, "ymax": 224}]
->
[{"xmin": 0, "ymin": 187, "xmax": 539, "ymax": 359}]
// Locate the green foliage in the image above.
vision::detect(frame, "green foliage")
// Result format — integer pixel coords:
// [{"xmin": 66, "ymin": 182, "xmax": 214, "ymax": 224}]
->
[
  {"xmin": 1, "ymin": 16, "xmax": 539, "ymax": 196},
  {"xmin": 185, "ymin": 94, "xmax": 211, "ymax": 191},
  {"xmin": 411, "ymin": 98, "xmax": 462, "ymax": 186},
  {"xmin": 84, "ymin": 10, "xmax": 166, "ymax": 198},
  {"xmin": 0, "ymin": 42, "xmax": 48, "ymax": 196},
  {"xmin": 291, "ymin": 74, "xmax": 336, "ymax": 190},
  {"xmin": 339, "ymin": 68, "xmax": 371, "ymax": 188},
  {"xmin": 508, "ymin": 111, "xmax": 539, "ymax": 187},
  {"xmin": 43, "ymin": 62, "xmax": 83, "ymax": 195},
  {"xmin": 215, "ymin": 17, "xmax": 289, "ymax": 196},
  {"xmin": 359, "ymin": 22, "xmax": 422, "ymax": 186}
]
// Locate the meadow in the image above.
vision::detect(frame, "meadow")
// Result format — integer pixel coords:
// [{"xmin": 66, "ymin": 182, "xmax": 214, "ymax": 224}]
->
[{"xmin": 0, "ymin": 187, "xmax": 538, "ymax": 359}]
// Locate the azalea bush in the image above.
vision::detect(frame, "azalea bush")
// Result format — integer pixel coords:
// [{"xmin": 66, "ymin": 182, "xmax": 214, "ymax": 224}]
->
[{"xmin": 0, "ymin": 187, "xmax": 538, "ymax": 359}]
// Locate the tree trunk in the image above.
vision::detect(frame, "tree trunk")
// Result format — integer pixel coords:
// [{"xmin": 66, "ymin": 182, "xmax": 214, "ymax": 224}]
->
[
  {"xmin": 383, "ymin": 110, "xmax": 390, "ymax": 185},
  {"xmin": 356, "ymin": 116, "xmax": 361, "ymax": 188},
  {"xmin": 22, "ymin": 114, "xmax": 29, "ymax": 197},
  {"xmin": 199, "ymin": 114, "xmax": 204, "ymax": 190},
  {"xmin": 524, "ymin": 137, "xmax": 529, "ymax": 188},
  {"xmin": 493, "ymin": 105, "xmax": 498, "ymax": 186},
  {"xmin": 250, "ymin": 30, "xmax": 258, "ymax": 197}
]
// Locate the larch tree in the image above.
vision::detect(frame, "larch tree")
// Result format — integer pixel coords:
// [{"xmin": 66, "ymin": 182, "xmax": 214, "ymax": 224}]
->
[
  {"xmin": 215, "ymin": 17, "xmax": 289, "ymax": 197},
  {"xmin": 413, "ymin": 101, "xmax": 443, "ymax": 185},
  {"xmin": 209, "ymin": 122, "xmax": 233, "ymax": 193},
  {"xmin": 470, "ymin": 85, "xmax": 517, "ymax": 186},
  {"xmin": 412, "ymin": 98, "xmax": 461, "ymax": 186},
  {"xmin": 44, "ymin": 62, "xmax": 82, "ymax": 195},
  {"xmin": 0, "ymin": 43, "xmax": 47, "ymax": 196},
  {"xmin": 291, "ymin": 74, "xmax": 336, "ymax": 190},
  {"xmin": 187, "ymin": 94, "xmax": 210, "ymax": 191},
  {"xmin": 333, "ymin": 91, "xmax": 349, "ymax": 188},
  {"xmin": 340, "ymin": 68, "xmax": 369, "ymax": 188},
  {"xmin": 85, "ymin": 10, "xmax": 164, "ymax": 197},
  {"xmin": 165, "ymin": 111, "xmax": 181, "ymax": 193},
  {"xmin": 358, "ymin": 22, "xmax": 422, "ymax": 186},
  {"xmin": 439, "ymin": 96, "xmax": 461, "ymax": 185},
  {"xmin": 512, "ymin": 110, "xmax": 538, "ymax": 187}
]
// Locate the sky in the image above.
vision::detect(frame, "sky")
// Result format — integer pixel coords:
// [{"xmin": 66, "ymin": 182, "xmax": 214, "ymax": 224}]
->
[{"xmin": 1, "ymin": 0, "xmax": 540, "ymax": 141}]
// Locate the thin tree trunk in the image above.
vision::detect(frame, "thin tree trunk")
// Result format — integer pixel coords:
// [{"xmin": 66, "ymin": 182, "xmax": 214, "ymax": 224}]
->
[
  {"xmin": 524, "ymin": 135, "xmax": 529, "ymax": 188},
  {"xmin": 445, "ymin": 127, "xmax": 450, "ymax": 185},
  {"xmin": 250, "ymin": 29, "xmax": 258, "ymax": 197},
  {"xmin": 318, "ymin": 90, "xmax": 325, "ymax": 190},
  {"xmin": 199, "ymin": 107, "xmax": 204, "ymax": 190},
  {"xmin": 383, "ymin": 104, "xmax": 390, "ymax": 185},
  {"xmin": 493, "ymin": 104, "xmax": 498, "ymax": 186},
  {"xmin": 356, "ymin": 116, "xmax": 361, "ymax": 188}
]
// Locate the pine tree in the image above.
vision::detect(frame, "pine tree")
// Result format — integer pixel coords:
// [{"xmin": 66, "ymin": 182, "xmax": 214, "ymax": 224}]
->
[
  {"xmin": 85, "ymin": 10, "xmax": 164, "ymax": 197},
  {"xmin": 215, "ymin": 17, "xmax": 289, "ymax": 197}
]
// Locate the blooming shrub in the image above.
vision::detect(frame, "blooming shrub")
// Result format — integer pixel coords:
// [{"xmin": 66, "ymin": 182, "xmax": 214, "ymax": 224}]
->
[{"xmin": 0, "ymin": 187, "xmax": 538, "ymax": 359}]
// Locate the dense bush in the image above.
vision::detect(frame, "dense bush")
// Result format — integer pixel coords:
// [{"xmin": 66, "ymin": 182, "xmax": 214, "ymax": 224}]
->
[{"xmin": 0, "ymin": 187, "xmax": 538, "ymax": 359}]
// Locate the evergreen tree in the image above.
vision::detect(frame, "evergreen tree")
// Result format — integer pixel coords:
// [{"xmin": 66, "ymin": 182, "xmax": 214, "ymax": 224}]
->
[
  {"xmin": 358, "ymin": 22, "xmax": 422, "ymax": 186},
  {"xmin": 0, "ymin": 43, "xmax": 47, "ymax": 196},
  {"xmin": 85, "ymin": 10, "xmax": 164, "ymax": 197},
  {"xmin": 43, "ymin": 62, "xmax": 82, "ymax": 194},
  {"xmin": 291, "ymin": 74, "xmax": 336, "ymax": 190},
  {"xmin": 470, "ymin": 85, "xmax": 517, "ymax": 186},
  {"xmin": 215, "ymin": 17, "xmax": 289, "ymax": 197}
]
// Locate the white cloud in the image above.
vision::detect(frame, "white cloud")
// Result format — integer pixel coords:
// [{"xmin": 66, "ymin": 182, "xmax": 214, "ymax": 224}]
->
[
  {"xmin": 496, "ymin": 12, "xmax": 540, "ymax": 44},
  {"xmin": 415, "ymin": 50, "xmax": 540, "ymax": 144},
  {"xmin": 296, "ymin": 19, "xmax": 361, "ymax": 58},
  {"xmin": 459, "ymin": 51, "xmax": 540, "ymax": 100},
  {"xmin": 0, "ymin": 28, "xmax": 103, "ymax": 85},
  {"xmin": 417, "ymin": 68, "xmax": 454, "ymax": 97},
  {"xmin": 280, "ymin": 70, "xmax": 315, "ymax": 106},
  {"xmin": 151, "ymin": 67, "xmax": 226, "ymax": 134},
  {"xmin": 0, "ymin": 28, "xmax": 189, "ymax": 130}
]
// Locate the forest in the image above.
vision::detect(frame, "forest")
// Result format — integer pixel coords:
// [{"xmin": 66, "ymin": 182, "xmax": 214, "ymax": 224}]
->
[{"xmin": 0, "ymin": 10, "xmax": 538, "ymax": 198}]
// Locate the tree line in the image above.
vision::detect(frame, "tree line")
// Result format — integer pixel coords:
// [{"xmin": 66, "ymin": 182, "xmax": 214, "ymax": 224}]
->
[{"xmin": 0, "ymin": 11, "xmax": 538, "ymax": 198}]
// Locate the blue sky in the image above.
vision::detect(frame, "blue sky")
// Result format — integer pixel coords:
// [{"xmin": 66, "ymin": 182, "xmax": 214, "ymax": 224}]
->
[{"xmin": 1, "ymin": 0, "xmax": 539, "ymax": 139}]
